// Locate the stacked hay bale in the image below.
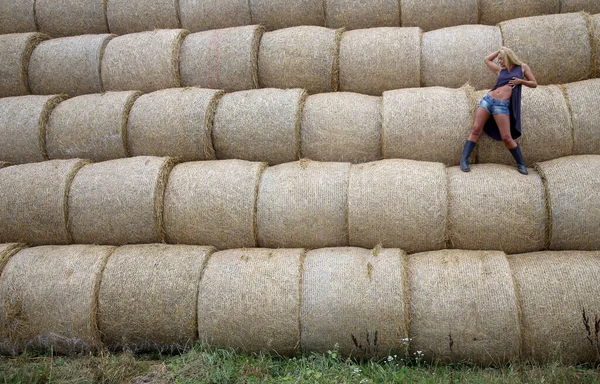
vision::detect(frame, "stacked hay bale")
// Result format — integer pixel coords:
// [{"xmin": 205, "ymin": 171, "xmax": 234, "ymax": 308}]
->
[
  {"xmin": 0, "ymin": 245, "xmax": 114, "ymax": 355},
  {"xmin": 28, "ymin": 34, "xmax": 113, "ymax": 96},
  {"xmin": 46, "ymin": 91, "xmax": 141, "ymax": 162},
  {"xmin": 179, "ymin": 0, "xmax": 251, "ymax": 32},
  {"xmin": 197, "ymin": 248, "xmax": 303, "ymax": 355},
  {"xmin": 127, "ymin": 88, "xmax": 223, "ymax": 161},
  {"xmin": 592, "ymin": 14, "xmax": 600, "ymax": 77},
  {"xmin": 180, "ymin": 26, "xmax": 263, "ymax": 92},
  {"xmin": 0, "ymin": 243, "xmax": 26, "ymax": 276},
  {"xmin": 0, "ymin": 1, "xmax": 36, "ymax": 34},
  {"xmin": 561, "ymin": 79, "xmax": 600, "ymax": 154},
  {"xmin": 98, "ymin": 244, "xmax": 215, "ymax": 351},
  {"xmin": 249, "ymin": 0, "xmax": 324, "ymax": 30},
  {"xmin": 0, "ymin": 159, "xmax": 88, "ymax": 245},
  {"xmin": 68, "ymin": 157, "xmax": 175, "ymax": 245},
  {"xmin": 212, "ymin": 88, "xmax": 305, "ymax": 164},
  {"xmin": 401, "ymin": 0, "xmax": 477, "ymax": 31},
  {"xmin": 106, "ymin": 0, "xmax": 180, "ymax": 35},
  {"xmin": 479, "ymin": 0, "xmax": 559, "ymax": 25},
  {"xmin": 35, "ymin": 0, "xmax": 109, "ymax": 37},
  {"xmin": 0, "ymin": 95, "xmax": 65, "ymax": 164},
  {"xmin": 324, "ymin": 0, "xmax": 400, "ymax": 29},
  {"xmin": 561, "ymin": 0, "xmax": 600, "ymax": 14},
  {"xmin": 0, "ymin": 33, "xmax": 48, "ymax": 98},
  {"xmin": 101, "ymin": 30, "xmax": 187, "ymax": 93}
]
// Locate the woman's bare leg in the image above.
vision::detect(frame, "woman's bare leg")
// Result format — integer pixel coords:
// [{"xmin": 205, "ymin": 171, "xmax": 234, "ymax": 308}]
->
[
  {"xmin": 467, "ymin": 107, "xmax": 491, "ymax": 142},
  {"xmin": 493, "ymin": 113, "xmax": 517, "ymax": 148}
]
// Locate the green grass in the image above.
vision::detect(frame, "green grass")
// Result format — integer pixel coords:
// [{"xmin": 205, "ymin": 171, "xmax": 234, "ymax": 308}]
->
[{"xmin": 1, "ymin": 345, "xmax": 600, "ymax": 384}]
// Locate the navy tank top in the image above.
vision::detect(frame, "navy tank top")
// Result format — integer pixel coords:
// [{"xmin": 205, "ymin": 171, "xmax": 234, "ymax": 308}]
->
[{"xmin": 483, "ymin": 65, "xmax": 524, "ymax": 141}]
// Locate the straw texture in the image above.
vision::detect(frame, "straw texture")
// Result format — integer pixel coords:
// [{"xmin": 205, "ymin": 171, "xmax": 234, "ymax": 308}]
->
[
  {"xmin": 29, "ymin": 34, "xmax": 112, "ymax": 97},
  {"xmin": 258, "ymin": 27, "xmax": 342, "ymax": 94},
  {"xmin": 302, "ymin": 247, "xmax": 409, "ymax": 357},
  {"xmin": 447, "ymin": 164, "xmax": 547, "ymax": 254},
  {"xmin": 102, "ymin": 29, "xmax": 187, "ymax": 93},
  {"xmin": 213, "ymin": 88, "xmax": 305, "ymax": 164},
  {"xmin": 480, "ymin": 0, "xmax": 559, "ymax": 25},
  {"xmin": 180, "ymin": 0, "xmax": 251, "ymax": 32},
  {"xmin": 477, "ymin": 85, "xmax": 572, "ymax": 165},
  {"xmin": 382, "ymin": 87, "xmax": 471, "ymax": 165},
  {"xmin": 198, "ymin": 248, "xmax": 302, "ymax": 355},
  {"xmin": 0, "ymin": 245, "xmax": 113, "ymax": 355},
  {"xmin": 535, "ymin": 155, "xmax": 600, "ymax": 250},
  {"xmin": 339, "ymin": 27, "xmax": 420, "ymax": 95},
  {"xmin": 0, "ymin": 159, "xmax": 87, "ymax": 245},
  {"xmin": 324, "ymin": 0, "xmax": 399, "ymax": 29},
  {"xmin": 180, "ymin": 26, "xmax": 263, "ymax": 92},
  {"xmin": 301, "ymin": 92, "xmax": 381, "ymax": 163},
  {"xmin": 0, "ymin": 33, "xmax": 48, "ymax": 98},
  {"xmin": 591, "ymin": 14, "xmax": 600, "ymax": 79},
  {"xmin": 0, "ymin": 0, "xmax": 36, "ymax": 34},
  {"xmin": 0, "ymin": 163, "xmax": 10, "ymax": 169},
  {"xmin": 36, "ymin": 0, "xmax": 109, "ymax": 37},
  {"xmin": 509, "ymin": 251, "xmax": 600, "ymax": 364},
  {"xmin": 401, "ymin": 0, "xmax": 477, "ymax": 31},
  {"xmin": 257, "ymin": 160, "xmax": 350, "ymax": 249},
  {"xmin": 562, "ymin": 79, "xmax": 600, "ymax": 154},
  {"xmin": 98, "ymin": 244, "xmax": 214, "ymax": 351},
  {"xmin": 249, "ymin": 0, "xmax": 325, "ymax": 30},
  {"xmin": 164, "ymin": 160, "xmax": 265, "ymax": 249},
  {"xmin": 348, "ymin": 160, "xmax": 447, "ymax": 253},
  {"xmin": 408, "ymin": 250, "xmax": 520, "ymax": 365},
  {"xmin": 0, "ymin": 95, "xmax": 64, "ymax": 164},
  {"xmin": 500, "ymin": 13, "xmax": 591, "ymax": 85},
  {"xmin": 0, "ymin": 244, "xmax": 26, "ymax": 280},
  {"xmin": 68, "ymin": 157, "xmax": 175, "ymax": 245},
  {"xmin": 127, "ymin": 88, "xmax": 222, "ymax": 161},
  {"xmin": 422, "ymin": 25, "xmax": 502, "ymax": 90},
  {"xmin": 47, "ymin": 91, "xmax": 140, "ymax": 162},
  {"xmin": 560, "ymin": 0, "xmax": 600, "ymax": 13},
  {"xmin": 107, "ymin": 0, "xmax": 180, "ymax": 35}
]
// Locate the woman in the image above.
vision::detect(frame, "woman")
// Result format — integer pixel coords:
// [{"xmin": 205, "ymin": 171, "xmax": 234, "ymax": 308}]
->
[{"xmin": 460, "ymin": 47, "xmax": 537, "ymax": 175}]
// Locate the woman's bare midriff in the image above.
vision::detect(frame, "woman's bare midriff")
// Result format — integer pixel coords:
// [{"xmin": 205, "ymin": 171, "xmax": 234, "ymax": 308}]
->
[{"xmin": 488, "ymin": 84, "xmax": 512, "ymax": 100}]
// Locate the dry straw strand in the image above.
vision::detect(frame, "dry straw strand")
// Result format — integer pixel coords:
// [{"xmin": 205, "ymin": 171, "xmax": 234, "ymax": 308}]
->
[
  {"xmin": 0, "ymin": 0, "xmax": 36, "ymax": 34},
  {"xmin": 0, "ymin": 33, "xmax": 48, "ymax": 98},
  {"xmin": 0, "ymin": 244, "xmax": 27, "ymax": 281},
  {"xmin": 35, "ymin": 0, "xmax": 109, "ymax": 37},
  {"xmin": 324, "ymin": 0, "xmax": 400, "ymax": 30}
]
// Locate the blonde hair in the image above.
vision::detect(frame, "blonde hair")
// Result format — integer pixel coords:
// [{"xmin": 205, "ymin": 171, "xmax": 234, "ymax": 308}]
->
[{"xmin": 499, "ymin": 47, "xmax": 523, "ymax": 68}]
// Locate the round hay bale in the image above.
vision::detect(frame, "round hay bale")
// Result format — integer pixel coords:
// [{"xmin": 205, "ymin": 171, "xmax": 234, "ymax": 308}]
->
[
  {"xmin": 180, "ymin": 0, "xmax": 251, "ymax": 32},
  {"xmin": 0, "ymin": 0, "xmax": 36, "ymax": 34},
  {"xmin": 249, "ymin": 0, "xmax": 325, "ymax": 30},
  {"xmin": 213, "ymin": 88, "xmax": 305, "ymax": 164},
  {"xmin": 180, "ymin": 26, "xmax": 263, "ymax": 92},
  {"xmin": 478, "ymin": 85, "xmax": 572, "ymax": 165},
  {"xmin": 447, "ymin": 164, "xmax": 547, "ymax": 254},
  {"xmin": 348, "ymin": 160, "xmax": 447, "ymax": 253},
  {"xmin": 339, "ymin": 27, "xmax": 421, "ymax": 95},
  {"xmin": 508, "ymin": 251, "xmax": 600, "ymax": 364},
  {"xmin": 401, "ymin": 0, "xmax": 477, "ymax": 31},
  {"xmin": 258, "ymin": 26, "xmax": 342, "ymax": 94},
  {"xmin": 106, "ymin": 0, "xmax": 180, "ymax": 35},
  {"xmin": 480, "ymin": 0, "xmax": 559, "ymax": 25},
  {"xmin": 68, "ymin": 157, "xmax": 176, "ymax": 245},
  {"xmin": 98, "ymin": 244, "xmax": 215, "ymax": 351},
  {"xmin": 101, "ymin": 29, "xmax": 187, "ymax": 94},
  {"xmin": 500, "ymin": 13, "xmax": 591, "ymax": 85},
  {"xmin": 301, "ymin": 247, "xmax": 409, "ymax": 357},
  {"xmin": 422, "ymin": 25, "xmax": 502, "ymax": 90},
  {"xmin": 301, "ymin": 92, "xmax": 381, "ymax": 163},
  {"xmin": 127, "ymin": 88, "xmax": 222, "ymax": 161},
  {"xmin": 198, "ymin": 248, "xmax": 302, "ymax": 355},
  {"xmin": 0, "ymin": 33, "xmax": 48, "ymax": 98},
  {"xmin": 0, "ymin": 244, "xmax": 27, "ymax": 279},
  {"xmin": 0, "ymin": 159, "xmax": 88, "ymax": 245},
  {"xmin": 164, "ymin": 160, "xmax": 265, "ymax": 249},
  {"xmin": 46, "ymin": 91, "xmax": 140, "ymax": 162},
  {"xmin": 257, "ymin": 160, "xmax": 350, "ymax": 249},
  {"xmin": 562, "ymin": 79, "xmax": 600, "ymax": 155},
  {"xmin": 408, "ymin": 250, "xmax": 520, "ymax": 365},
  {"xmin": 561, "ymin": 0, "xmax": 600, "ymax": 13},
  {"xmin": 29, "ymin": 34, "xmax": 113, "ymax": 97},
  {"xmin": 324, "ymin": 0, "xmax": 399, "ymax": 29},
  {"xmin": 535, "ymin": 155, "xmax": 600, "ymax": 250},
  {"xmin": 591, "ymin": 13, "xmax": 600, "ymax": 78},
  {"xmin": 0, "ymin": 95, "xmax": 64, "ymax": 164},
  {"xmin": 36, "ymin": 0, "xmax": 109, "ymax": 37},
  {"xmin": 382, "ymin": 87, "xmax": 471, "ymax": 165},
  {"xmin": 0, "ymin": 245, "xmax": 113, "ymax": 355}
]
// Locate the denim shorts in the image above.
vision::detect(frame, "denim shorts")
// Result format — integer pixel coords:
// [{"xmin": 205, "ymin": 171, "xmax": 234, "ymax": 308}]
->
[{"xmin": 478, "ymin": 93, "xmax": 510, "ymax": 115}]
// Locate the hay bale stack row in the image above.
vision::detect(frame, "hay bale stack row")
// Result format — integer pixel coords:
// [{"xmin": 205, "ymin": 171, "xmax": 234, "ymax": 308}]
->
[
  {"xmin": 1, "ymin": 245, "xmax": 599, "ymax": 364},
  {"xmin": 4, "ymin": 79, "xmax": 600, "ymax": 166},
  {"xmin": 0, "ymin": 156, "xmax": 597, "ymax": 252},
  {"xmin": 2, "ymin": 0, "xmax": 600, "ymax": 35},
  {"xmin": 2, "ymin": 12, "xmax": 598, "ymax": 97}
]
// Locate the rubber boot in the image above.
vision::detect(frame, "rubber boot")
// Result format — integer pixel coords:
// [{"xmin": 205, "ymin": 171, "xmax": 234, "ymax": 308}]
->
[
  {"xmin": 509, "ymin": 145, "xmax": 528, "ymax": 175},
  {"xmin": 460, "ymin": 140, "xmax": 477, "ymax": 172}
]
